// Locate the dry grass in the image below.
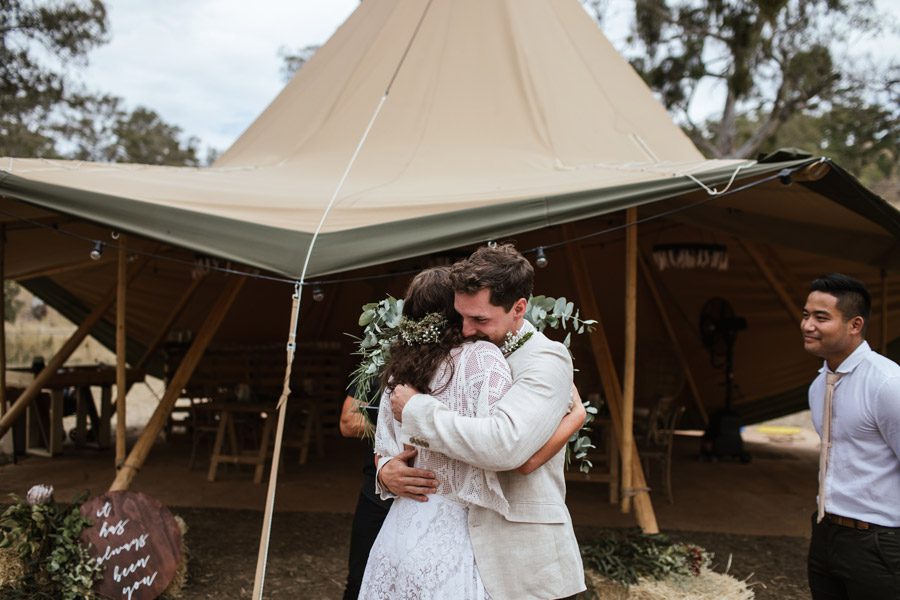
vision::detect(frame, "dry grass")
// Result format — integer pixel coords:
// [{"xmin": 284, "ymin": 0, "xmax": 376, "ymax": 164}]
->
[{"xmin": 585, "ymin": 567, "xmax": 754, "ymax": 600}]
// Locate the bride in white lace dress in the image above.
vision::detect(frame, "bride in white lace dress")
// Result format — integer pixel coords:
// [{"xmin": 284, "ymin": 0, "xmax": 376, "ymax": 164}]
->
[{"xmin": 358, "ymin": 268, "xmax": 583, "ymax": 600}]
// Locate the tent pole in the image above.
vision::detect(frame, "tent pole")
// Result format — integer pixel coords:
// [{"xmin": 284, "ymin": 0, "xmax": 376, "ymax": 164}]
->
[
  {"xmin": 134, "ymin": 274, "xmax": 207, "ymax": 371},
  {"xmin": 109, "ymin": 275, "xmax": 245, "ymax": 492},
  {"xmin": 0, "ymin": 225, "xmax": 6, "ymax": 417},
  {"xmin": 882, "ymin": 269, "xmax": 889, "ymax": 355},
  {"xmin": 115, "ymin": 237, "xmax": 128, "ymax": 467},
  {"xmin": 621, "ymin": 207, "xmax": 637, "ymax": 514},
  {"xmin": 740, "ymin": 240, "xmax": 801, "ymax": 321},
  {"xmin": 0, "ymin": 256, "xmax": 149, "ymax": 440},
  {"xmin": 638, "ymin": 253, "xmax": 709, "ymax": 425},
  {"xmin": 562, "ymin": 225, "xmax": 659, "ymax": 534}
]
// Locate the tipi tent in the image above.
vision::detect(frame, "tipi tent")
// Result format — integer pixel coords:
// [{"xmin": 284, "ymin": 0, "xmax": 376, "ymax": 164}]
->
[{"xmin": 0, "ymin": 0, "xmax": 898, "ymax": 529}]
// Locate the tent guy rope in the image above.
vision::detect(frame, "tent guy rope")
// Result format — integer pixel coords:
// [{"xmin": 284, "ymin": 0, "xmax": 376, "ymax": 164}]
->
[{"xmin": 251, "ymin": 1, "xmax": 436, "ymax": 597}]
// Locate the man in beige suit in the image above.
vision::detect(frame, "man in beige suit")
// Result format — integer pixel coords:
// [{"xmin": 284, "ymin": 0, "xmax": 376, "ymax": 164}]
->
[{"xmin": 382, "ymin": 244, "xmax": 586, "ymax": 600}]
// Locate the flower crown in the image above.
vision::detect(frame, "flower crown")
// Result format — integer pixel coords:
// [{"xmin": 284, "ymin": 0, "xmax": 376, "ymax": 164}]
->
[{"xmin": 397, "ymin": 312, "xmax": 447, "ymax": 345}]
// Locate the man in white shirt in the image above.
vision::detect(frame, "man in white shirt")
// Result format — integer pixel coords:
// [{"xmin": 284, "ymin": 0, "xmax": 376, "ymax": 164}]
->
[{"xmin": 801, "ymin": 273, "xmax": 900, "ymax": 599}]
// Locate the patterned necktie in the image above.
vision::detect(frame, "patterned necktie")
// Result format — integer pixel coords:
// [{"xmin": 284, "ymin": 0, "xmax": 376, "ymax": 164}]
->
[{"xmin": 817, "ymin": 372, "xmax": 844, "ymax": 523}]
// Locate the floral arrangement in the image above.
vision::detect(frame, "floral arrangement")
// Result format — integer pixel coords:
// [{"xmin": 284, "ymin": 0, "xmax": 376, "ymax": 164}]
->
[
  {"xmin": 348, "ymin": 294, "xmax": 599, "ymax": 472},
  {"xmin": 0, "ymin": 485, "xmax": 102, "ymax": 600}
]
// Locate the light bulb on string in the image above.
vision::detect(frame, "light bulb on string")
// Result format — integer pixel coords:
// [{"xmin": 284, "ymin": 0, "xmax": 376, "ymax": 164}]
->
[
  {"xmin": 534, "ymin": 246, "xmax": 549, "ymax": 268},
  {"xmin": 89, "ymin": 241, "xmax": 104, "ymax": 260},
  {"xmin": 312, "ymin": 285, "xmax": 325, "ymax": 302}
]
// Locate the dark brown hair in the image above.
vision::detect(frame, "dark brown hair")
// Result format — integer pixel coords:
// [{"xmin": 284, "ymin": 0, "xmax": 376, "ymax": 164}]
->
[
  {"xmin": 381, "ymin": 267, "xmax": 465, "ymax": 394},
  {"xmin": 449, "ymin": 243, "xmax": 533, "ymax": 310}
]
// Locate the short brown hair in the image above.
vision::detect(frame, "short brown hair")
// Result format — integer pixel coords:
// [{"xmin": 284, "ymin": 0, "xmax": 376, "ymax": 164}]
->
[{"xmin": 449, "ymin": 243, "xmax": 533, "ymax": 310}]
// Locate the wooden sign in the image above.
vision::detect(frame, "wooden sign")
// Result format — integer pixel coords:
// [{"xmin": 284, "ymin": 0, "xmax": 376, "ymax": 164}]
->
[{"xmin": 80, "ymin": 491, "xmax": 182, "ymax": 600}]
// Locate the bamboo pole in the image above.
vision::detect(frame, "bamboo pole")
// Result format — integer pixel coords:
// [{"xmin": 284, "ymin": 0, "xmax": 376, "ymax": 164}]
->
[
  {"xmin": 0, "ymin": 226, "xmax": 6, "ymax": 417},
  {"xmin": 0, "ymin": 256, "xmax": 149, "ymax": 439},
  {"xmin": 622, "ymin": 207, "xmax": 637, "ymax": 514},
  {"xmin": 115, "ymin": 237, "xmax": 128, "ymax": 466},
  {"xmin": 109, "ymin": 275, "xmax": 246, "ymax": 492},
  {"xmin": 882, "ymin": 269, "xmax": 889, "ymax": 355},
  {"xmin": 135, "ymin": 274, "xmax": 207, "ymax": 371},
  {"xmin": 638, "ymin": 253, "xmax": 709, "ymax": 425},
  {"xmin": 563, "ymin": 225, "xmax": 659, "ymax": 533},
  {"xmin": 740, "ymin": 240, "xmax": 801, "ymax": 322}
]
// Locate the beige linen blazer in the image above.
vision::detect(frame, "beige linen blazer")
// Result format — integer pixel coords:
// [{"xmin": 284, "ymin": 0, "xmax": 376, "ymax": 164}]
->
[{"xmin": 401, "ymin": 320, "xmax": 586, "ymax": 600}]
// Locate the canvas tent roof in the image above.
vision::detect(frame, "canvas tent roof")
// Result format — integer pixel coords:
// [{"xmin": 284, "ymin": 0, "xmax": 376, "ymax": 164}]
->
[
  {"xmin": 0, "ymin": 0, "xmax": 898, "ymax": 428},
  {"xmin": 0, "ymin": 0, "xmax": 850, "ymax": 279}
]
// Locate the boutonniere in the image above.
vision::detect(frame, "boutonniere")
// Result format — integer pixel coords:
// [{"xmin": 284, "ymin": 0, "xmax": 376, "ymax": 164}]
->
[{"xmin": 501, "ymin": 330, "xmax": 533, "ymax": 356}]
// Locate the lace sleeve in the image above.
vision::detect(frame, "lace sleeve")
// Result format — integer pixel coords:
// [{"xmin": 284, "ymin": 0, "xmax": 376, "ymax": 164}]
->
[
  {"xmin": 373, "ymin": 387, "xmax": 403, "ymax": 460},
  {"xmin": 464, "ymin": 341, "xmax": 512, "ymax": 416}
]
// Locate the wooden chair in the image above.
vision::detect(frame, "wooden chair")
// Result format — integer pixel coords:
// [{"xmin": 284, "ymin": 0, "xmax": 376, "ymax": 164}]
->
[{"xmin": 638, "ymin": 396, "xmax": 685, "ymax": 504}]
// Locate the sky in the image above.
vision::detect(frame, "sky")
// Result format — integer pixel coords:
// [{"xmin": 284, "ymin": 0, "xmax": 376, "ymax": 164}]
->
[
  {"xmin": 79, "ymin": 0, "xmax": 361, "ymax": 153},
  {"xmin": 77, "ymin": 1, "xmax": 897, "ymax": 157}
]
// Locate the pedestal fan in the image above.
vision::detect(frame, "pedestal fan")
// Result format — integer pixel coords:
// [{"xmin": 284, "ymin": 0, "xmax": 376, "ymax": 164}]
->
[{"xmin": 699, "ymin": 297, "xmax": 751, "ymax": 462}]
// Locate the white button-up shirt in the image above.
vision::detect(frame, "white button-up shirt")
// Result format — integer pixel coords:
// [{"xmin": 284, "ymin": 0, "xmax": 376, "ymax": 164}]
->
[{"xmin": 809, "ymin": 340, "xmax": 900, "ymax": 526}]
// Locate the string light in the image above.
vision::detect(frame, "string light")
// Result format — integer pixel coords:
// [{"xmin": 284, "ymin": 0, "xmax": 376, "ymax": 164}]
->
[
  {"xmin": 89, "ymin": 241, "xmax": 104, "ymax": 260},
  {"xmin": 534, "ymin": 246, "xmax": 549, "ymax": 268},
  {"xmin": 312, "ymin": 285, "xmax": 325, "ymax": 302}
]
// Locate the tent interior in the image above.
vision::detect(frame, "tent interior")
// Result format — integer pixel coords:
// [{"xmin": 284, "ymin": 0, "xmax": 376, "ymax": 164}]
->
[{"xmin": 3, "ymin": 164, "xmax": 898, "ymax": 431}]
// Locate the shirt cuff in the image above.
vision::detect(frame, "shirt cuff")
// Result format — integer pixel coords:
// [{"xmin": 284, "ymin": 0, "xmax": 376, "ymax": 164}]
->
[{"xmin": 374, "ymin": 455, "xmax": 398, "ymax": 500}]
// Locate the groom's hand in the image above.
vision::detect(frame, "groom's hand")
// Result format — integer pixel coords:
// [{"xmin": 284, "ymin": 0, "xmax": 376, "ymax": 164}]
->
[
  {"xmin": 379, "ymin": 448, "xmax": 438, "ymax": 502},
  {"xmin": 391, "ymin": 384, "xmax": 419, "ymax": 422}
]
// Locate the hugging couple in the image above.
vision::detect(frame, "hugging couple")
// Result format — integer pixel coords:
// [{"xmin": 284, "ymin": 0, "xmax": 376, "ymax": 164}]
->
[{"xmin": 357, "ymin": 243, "xmax": 587, "ymax": 600}]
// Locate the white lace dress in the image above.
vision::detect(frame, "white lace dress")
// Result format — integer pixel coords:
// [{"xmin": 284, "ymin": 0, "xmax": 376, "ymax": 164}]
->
[{"xmin": 358, "ymin": 340, "xmax": 513, "ymax": 600}]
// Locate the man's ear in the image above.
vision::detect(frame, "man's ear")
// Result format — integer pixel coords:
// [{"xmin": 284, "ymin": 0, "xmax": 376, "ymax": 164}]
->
[
  {"xmin": 512, "ymin": 297, "xmax": 527, "ymax": 318},
  {"xmin": 848, "ymin": 315, "xmax": 865, "ymax": 336}
]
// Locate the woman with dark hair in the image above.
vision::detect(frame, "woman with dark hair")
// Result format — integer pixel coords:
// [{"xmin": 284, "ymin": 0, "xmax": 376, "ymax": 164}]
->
[{"xmin": 358, "ymin": 267, "xmax": 583, "ymax": 599}]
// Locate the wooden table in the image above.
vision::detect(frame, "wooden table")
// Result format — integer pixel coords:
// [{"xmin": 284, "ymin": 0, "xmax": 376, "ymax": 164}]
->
[
  {"xmin": 6, "ymin": 365, "xmax": 144, "ymax": 456},
  {"xmin": 565, "ymin": 416, "xmax": 620, "ymax": 504}
]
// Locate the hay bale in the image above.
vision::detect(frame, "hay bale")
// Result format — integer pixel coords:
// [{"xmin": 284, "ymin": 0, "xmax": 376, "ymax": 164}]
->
[
  {"xmin": 584, "ymin": 567, "xmax": 754, "ymax": 600},
  {"xmin": 161, "ymin": 515, "xmax": 189, "ymax": 599},
  {"xmin": 0, "ymin": 547, "xmax": 24, "ymax": 590}
]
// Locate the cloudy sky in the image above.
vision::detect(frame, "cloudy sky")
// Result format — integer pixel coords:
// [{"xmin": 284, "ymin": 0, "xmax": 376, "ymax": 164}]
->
[
  {"xmin": 79, "ymin": 0, "xmax": 360, "ymax": 153},
  {"xmin": 78, "ymin": 1, "xmax": 896, "ymax": 157}
]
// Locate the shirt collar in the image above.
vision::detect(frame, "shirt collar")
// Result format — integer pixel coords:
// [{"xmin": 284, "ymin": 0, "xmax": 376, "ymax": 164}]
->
[{"xmin": 818, "ymin": 340, "xmax": 871, "ymax": 375}]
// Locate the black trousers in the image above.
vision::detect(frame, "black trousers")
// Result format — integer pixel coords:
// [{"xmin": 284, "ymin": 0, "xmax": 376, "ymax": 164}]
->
[
  {"xmin": 808, "ymin": 513, "xmax": 900, "ymax": 599},
  {"xmin": 342, "ymin": 492, "xmax": 391, "ymax": 600}
]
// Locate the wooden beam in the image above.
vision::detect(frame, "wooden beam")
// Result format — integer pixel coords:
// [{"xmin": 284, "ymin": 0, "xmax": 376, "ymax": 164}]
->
[
  {"xmin": 740, "ymin": 240, "xmax": 801, "ymax": 322},
  {"xmin": 109, "ymin": 275, "xmax": 246, "ymax": 492},
  {"xmin": 115, "ymin": 237, "xmax": 128, "ymax": 467},
  {"xmin": 134, "ymin": 274, "xmax": 207, "ymax": 371},
  {"xmin": 621, "ymin": 207, "xmax": 637, "ymax": 514},
  {"xmin": 0, "ymin": 225, "xmax": 6, "ymax": 416},
  {"xmin": 563, "ymin": 224, "xmax": 659, "ymax": 533},
  {"xmin": 0, "ymin": 256, "xmax": 150, "ymax": 439},
  {"xmin": 882, "ymin": 269, "xmax": 889, "ymax": 355},
  {"xmin": 638, "ymin": 253, "xmax": 709, "ymax": 425},
  {"xmin": 14, "ymin": 258, "xmax": 109, "ymax": 281}
]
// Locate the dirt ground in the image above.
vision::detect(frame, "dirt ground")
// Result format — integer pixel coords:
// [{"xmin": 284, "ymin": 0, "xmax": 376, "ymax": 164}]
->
[
  {"xmin": 170, "ymin": 508, "xmax": 809, "ymax": 599},
  {"xmin": 1, "ymin": 426, "xmax": 819, "ymax": 599}
]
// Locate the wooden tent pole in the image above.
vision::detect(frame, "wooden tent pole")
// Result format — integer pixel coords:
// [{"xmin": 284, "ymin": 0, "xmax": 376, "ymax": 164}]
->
[
  {"xmin": 638, "ymin": 253, "xmax": 709, "ymax": 425},
  {"xmin": 562, "ymin": 225, "xmax": 659, "ymax": 533},
  {"xmin": 115, "ymin": 237, "xmax": 128, "ymax": 466},
  {"xmin": 0, "ymin": 256, "xmax": 149, "ymax": 439},
  {"xmin": 0, "ymin": 226, "xmax": 6, "ymax": 417},
  {"xmin": 109, "ymin": 275, "xmax": 246, "ymax": 492},
  {"xmin": 621, "ymin": 207, "xmax": 637, "ymax": 513},
  {"xmin": 740, "ymin": 240, "xmax": 801, "ymax": 321},
  {"xmin": 881, "ymin": 269, "xmax": 889, "ymax": 355},
  {"xmin": 134, "ymin": 274, "xmax": 207, "ymax": 371}
]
